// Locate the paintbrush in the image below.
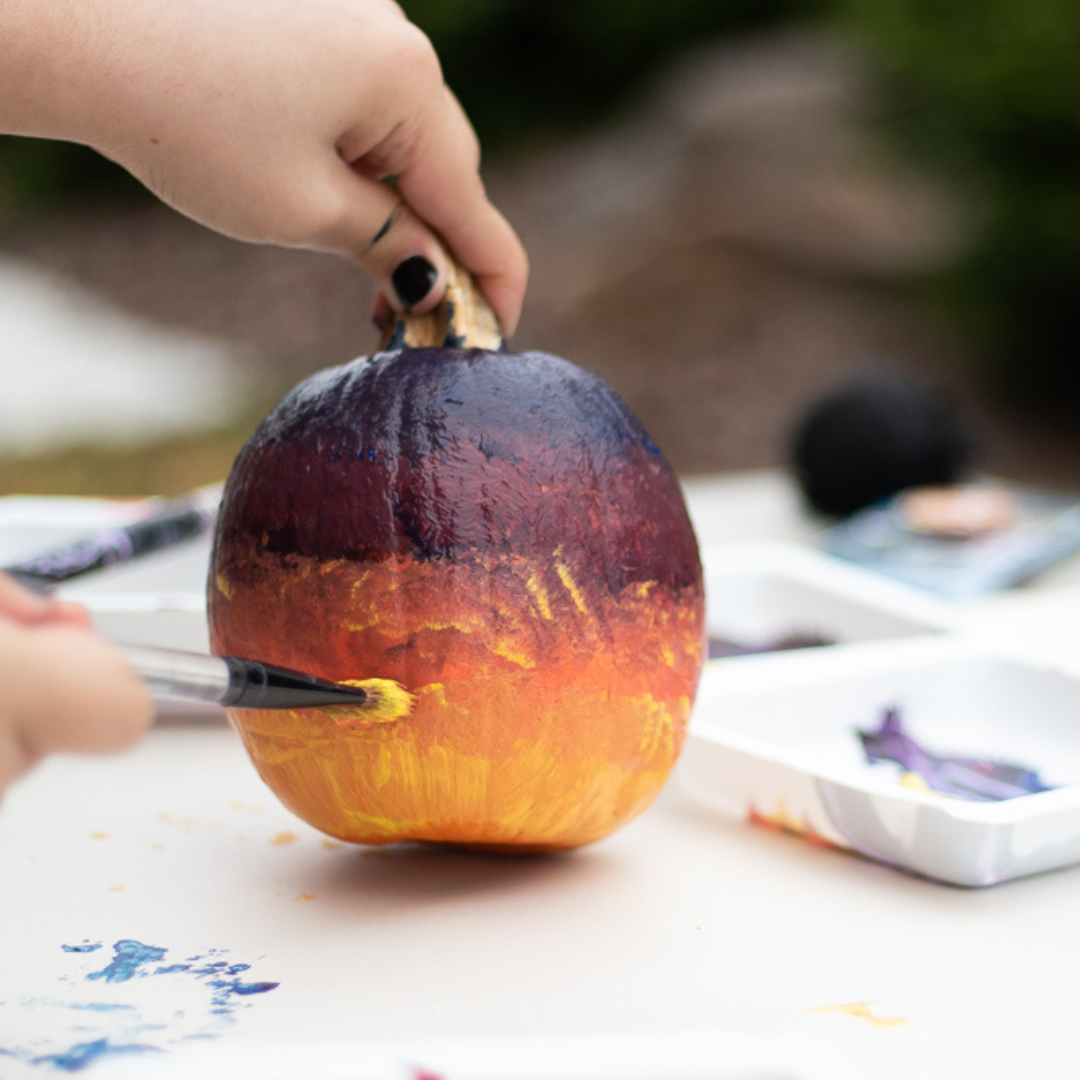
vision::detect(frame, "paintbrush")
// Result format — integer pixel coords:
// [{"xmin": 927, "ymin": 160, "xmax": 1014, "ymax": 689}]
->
[
  {"xmin": 4, "ymin": 486, "xmax": 220, "ymax": 592},
  {"xmin": 123, "ymin": 643, "xmax": 413, "ymax": 723}
]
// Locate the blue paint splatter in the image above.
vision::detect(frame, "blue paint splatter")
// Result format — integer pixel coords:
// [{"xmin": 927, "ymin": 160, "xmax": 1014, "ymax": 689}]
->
[
  {"xmin": 2, "ymin": 940, "xmax": 279, "ymax": 1073},
  {"xmin": 32, "ymin": 1037, "xmax": 161, "ymax": 1072},
  {"xmin": 87, "ymin": 940, "xmax": 167, "ymax": 984},
  {"xmin": 20, "ymin": 998, "xmax": 136, "ymax": 1014},
  {"xmin": 208, "ymin": 978, "xmax": 279, "ymax": 1008}
]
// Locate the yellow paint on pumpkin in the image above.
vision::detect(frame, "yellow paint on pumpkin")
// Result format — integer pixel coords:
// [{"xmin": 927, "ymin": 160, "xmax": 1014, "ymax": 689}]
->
[
  {"xmin": 553, "ymin": 546, "xmax": 590, "ymax": 615},
  {"xmin": 419, "ymin": 682, "xmax": 449, "ymax": 707},
  {"xmin": 492, "ymin": 638, "xmax": 537, "ymax": 669},
  {"xmin": 215, "ymin": 572, "xmax": 234, "ymax": 600},
  {"xmin": 525, "ymin": 571, "xmax": 554, "ymax": 620},
  {"xmin": 321, "ymin": 678, "xmax": 415, "ymax": 727},
  {"xmin": 369, "ymin": 742, "xmax": 395, "ymax": 788}
]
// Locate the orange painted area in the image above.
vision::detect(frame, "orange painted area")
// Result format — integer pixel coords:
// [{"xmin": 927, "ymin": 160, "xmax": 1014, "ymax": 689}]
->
[
  {"xmin": 747, "ymin": 799, "xmax": 840, "ymax": 851},
  {"xmin": 210, "ymin": 544, "xmax": 705, "ymax": 850}
]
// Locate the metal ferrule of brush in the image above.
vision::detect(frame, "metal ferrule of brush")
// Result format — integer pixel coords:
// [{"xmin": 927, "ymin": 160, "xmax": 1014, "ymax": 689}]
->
[{"xmin": 124, "ymin": 645, "xmax": 235, "ymax": 706}]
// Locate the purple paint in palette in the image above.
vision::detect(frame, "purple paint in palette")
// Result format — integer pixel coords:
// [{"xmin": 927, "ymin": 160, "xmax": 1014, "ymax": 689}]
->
[
  {"xmin": 859, "ymin": 706, "xmax": 1056, "ymax": 801},
  {"xmin": 2, "ymin": 939, "xmax": 279, "ymax": 1073}
]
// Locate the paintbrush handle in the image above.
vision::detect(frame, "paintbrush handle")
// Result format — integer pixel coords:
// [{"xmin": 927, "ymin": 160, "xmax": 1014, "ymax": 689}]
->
[{"xmin": 121, "ymin": 644, "xmax": 371, "ymax": 710}]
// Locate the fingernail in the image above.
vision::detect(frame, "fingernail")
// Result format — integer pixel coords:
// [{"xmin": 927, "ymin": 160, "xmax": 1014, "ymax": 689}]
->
[{"xmin": 392, "ymin": 255, "xmax": 438, "ymax": 310}]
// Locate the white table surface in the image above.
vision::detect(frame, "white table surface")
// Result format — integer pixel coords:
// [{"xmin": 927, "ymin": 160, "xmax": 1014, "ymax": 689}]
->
[{"xmin": 3, "ymin": 471, "xmax": 1080, "ymax": 1080}]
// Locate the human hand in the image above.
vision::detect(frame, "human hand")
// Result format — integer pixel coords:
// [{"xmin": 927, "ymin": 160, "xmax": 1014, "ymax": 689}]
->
[
  {"xmin": 0, "ymin": 574, "xmax": 152, "ymax": 795},
  {"xmin": 3, "ymin": 0, "xmax": 528, "ymax": 335}
]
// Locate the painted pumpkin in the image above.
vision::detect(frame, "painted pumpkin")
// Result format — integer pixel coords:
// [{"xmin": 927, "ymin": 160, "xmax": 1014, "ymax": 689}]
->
[{"xmin": 208, "ymin": 268, "xmax": 705, "ymax": 850}]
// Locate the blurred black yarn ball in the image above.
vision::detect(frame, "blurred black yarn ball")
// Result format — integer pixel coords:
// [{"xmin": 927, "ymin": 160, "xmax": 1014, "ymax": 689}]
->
[{"xmin": 790, "ymin": 368, "xmax": 975, "ymax": 517}]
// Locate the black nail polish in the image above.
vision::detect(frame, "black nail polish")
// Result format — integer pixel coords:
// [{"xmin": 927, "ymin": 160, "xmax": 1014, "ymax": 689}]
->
[{"xmin": 391, "ymin": 255, "xmax": 437, "ymax": 309}]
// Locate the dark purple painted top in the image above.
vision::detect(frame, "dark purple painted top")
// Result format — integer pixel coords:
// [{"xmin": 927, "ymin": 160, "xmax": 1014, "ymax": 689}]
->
[{"xmin": 215, "ymin": 348, "xmax": 701, "ymax": 593}]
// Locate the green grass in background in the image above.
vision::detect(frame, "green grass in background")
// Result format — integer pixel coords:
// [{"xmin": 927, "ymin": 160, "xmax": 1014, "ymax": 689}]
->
[{"xmin": 0, "ymin": 405, "xmax": 274, "ymax": 498}]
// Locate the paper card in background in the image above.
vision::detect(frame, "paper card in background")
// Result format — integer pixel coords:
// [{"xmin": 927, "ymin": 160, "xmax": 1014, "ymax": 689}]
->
[{"xmin": 817, "ymin": 485, "xmax": 1080, "ymax": 598}]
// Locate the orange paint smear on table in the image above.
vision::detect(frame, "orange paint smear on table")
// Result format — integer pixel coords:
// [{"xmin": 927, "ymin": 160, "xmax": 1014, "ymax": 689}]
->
[
  {"xmin": 808, "ymin": 1001, "xmax": 909, "ymax": 1027},
  {"xmin": 748, "ymin": 798, "xmax": 839, "ymax": 851},
  {"xmin": 269, "ymin": 831, "xmax": 298, "ymax": 846}
]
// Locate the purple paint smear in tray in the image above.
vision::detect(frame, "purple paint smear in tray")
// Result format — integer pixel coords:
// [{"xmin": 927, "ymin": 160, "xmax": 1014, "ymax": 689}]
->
[{"xmin": 859, "ymin": 706, "xmax": 1057, "ymax": 802}]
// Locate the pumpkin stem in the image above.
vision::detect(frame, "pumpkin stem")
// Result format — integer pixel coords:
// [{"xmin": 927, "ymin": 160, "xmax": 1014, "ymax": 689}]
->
[{"xmin": 380, "ymin": 261, "xmax": 504, "ymax": 352}]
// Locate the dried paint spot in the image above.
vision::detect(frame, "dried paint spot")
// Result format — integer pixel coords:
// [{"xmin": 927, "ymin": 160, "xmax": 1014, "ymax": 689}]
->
[
  {"xmin": 90, "ymin": 832, "xmax": 111, "ymax": 841},
  {"xmin": 808, "ymin": 1001, "xmax": 909, "ymax": 1028},
  {"xmin": 295, "ymin": 893, "xmax": 317, "ymax": 901},
  {"xmin": 269, "ymin": 831, "xmax": 298, "ymax": 846},
  {"xmin": 107, "ymin": 886, "xmax": 127, "ymax": 893}
]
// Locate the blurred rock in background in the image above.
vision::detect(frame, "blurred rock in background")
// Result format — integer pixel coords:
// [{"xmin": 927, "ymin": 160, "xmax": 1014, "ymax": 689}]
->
[{"xmin": 496, "ymin": 30, "xmax": 972, "ymax": 476}]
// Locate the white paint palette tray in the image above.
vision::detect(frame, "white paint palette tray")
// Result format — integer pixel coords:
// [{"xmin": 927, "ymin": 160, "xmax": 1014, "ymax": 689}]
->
[
  {"xmin": 682, "ymin": 635, "xmax": 1080, "ymax": 886},
  {"xmin": 701, "ymin": 543, "xmax": 953, "ymax": 659}
]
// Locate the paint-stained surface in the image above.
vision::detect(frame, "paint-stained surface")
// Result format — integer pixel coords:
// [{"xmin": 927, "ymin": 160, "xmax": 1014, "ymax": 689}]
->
[
  {"xmin": 1, "ymin": 939, "xmax": 278, "ymax": 1072},
  {"xmin": 210, "ymin": 348, "xmax": 706, "ymax": 850}
]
